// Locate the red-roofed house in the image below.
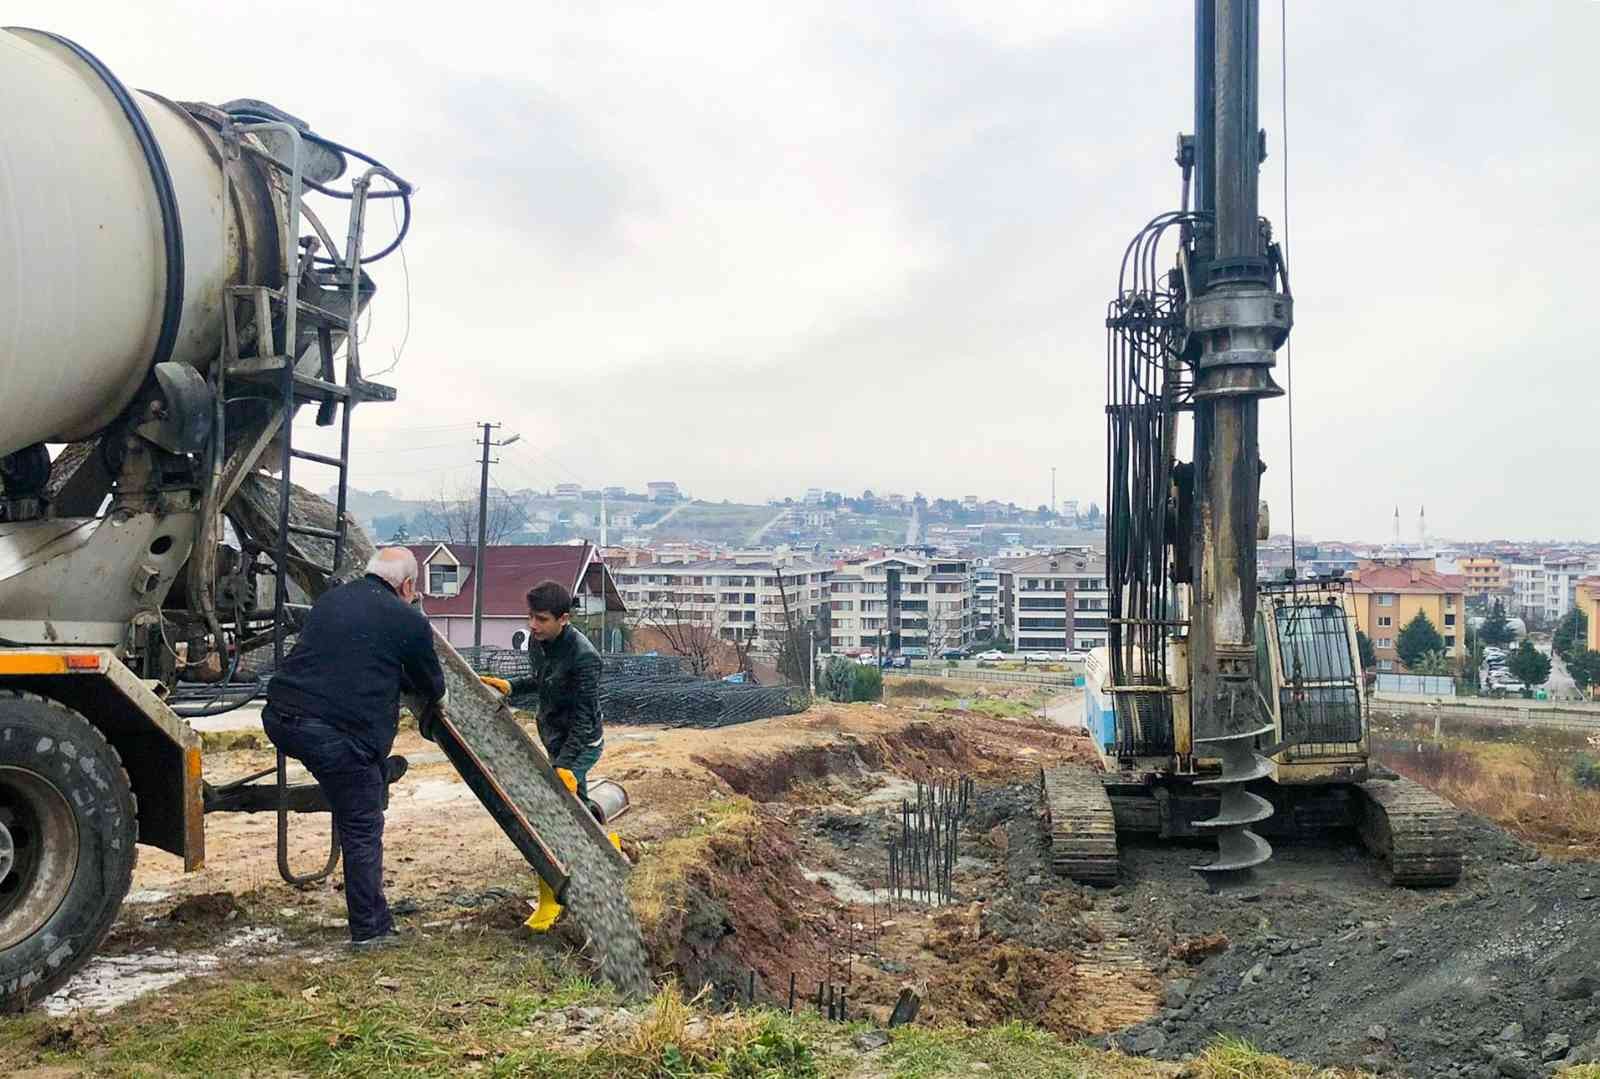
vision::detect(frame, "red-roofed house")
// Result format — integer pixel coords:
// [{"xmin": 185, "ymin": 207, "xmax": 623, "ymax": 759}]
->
[
  {"xmin": 1342, "ymin": 560, "xmax": 1468, "ymax": 672},
  {"xmin": 405, "ymin": 542, "xmax": 625, "ymax": 650}
]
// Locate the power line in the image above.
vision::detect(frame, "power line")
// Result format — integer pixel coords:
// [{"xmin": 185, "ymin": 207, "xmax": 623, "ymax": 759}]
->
[{"xmin": 502, "ymin": 438, "xmax": 588, "ymax": 488}]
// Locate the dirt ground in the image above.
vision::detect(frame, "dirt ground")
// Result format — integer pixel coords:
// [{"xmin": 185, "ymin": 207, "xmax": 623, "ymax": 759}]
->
[{"xmin": 48, "ymin": 684, "xmax": 1600, "ymax": 1079}]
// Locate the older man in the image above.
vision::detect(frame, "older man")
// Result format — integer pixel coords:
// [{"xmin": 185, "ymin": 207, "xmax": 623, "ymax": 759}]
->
[{"xmin": 264, "ymin": 547, "xmax": 446, "ymax": 948}]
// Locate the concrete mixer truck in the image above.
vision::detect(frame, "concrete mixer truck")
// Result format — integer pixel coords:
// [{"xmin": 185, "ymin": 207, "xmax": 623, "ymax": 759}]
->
[{"xmin": 0, "ymin": 26, "xmax": 414, "ymax": 1007}]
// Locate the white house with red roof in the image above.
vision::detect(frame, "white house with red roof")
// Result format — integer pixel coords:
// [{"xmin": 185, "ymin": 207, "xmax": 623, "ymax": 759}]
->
[{"xmin": 404, "ymin": 542, "xmax": 626, "ymax": 650}]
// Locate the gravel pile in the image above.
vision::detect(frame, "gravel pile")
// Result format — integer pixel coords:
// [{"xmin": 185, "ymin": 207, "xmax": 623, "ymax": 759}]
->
[{"xmin": 1114, "ymin": 816, "xmax": 1600, "ymax": 1076}]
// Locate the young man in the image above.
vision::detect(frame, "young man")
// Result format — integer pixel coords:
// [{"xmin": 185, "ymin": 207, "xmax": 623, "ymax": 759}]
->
[
  {"xmin": 482, "ymin": 580, "xmax": 604, "ymax": 800},
  {"xmin": 264, "ymin": 547, "xmax": 446, "ymax": 948}
]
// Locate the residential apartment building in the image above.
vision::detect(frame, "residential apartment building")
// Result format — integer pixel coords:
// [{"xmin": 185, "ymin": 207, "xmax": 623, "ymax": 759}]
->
[
  {"xmin": 613, "ymin": 558, "xmax": 830, "ymax": 645},
  {"xmin": 1458, "ymin": 556, "xmax": 1506, "ymax": 599},
  {"xmin": 999, "ymin": 552, "xmax": 1109, "ymax": 652},
  {"xmin": 1544, "ymin": 556, "xmax": 1599, "ymax": 621},
  {"xmin": 1577, "ymin": 578, "xmax": 1600, "ymax": 652},
  {"xmin": 1343, "ymin": 560, "xmax": 1467, "ymax": 672},
  {"xmin": 826, "ymin": 553, "xmax": 974, "ymax": 656},
  {"xmin": 646, "ymin": 481, "xmax": 683, "ymax": 502},
  {"xmin": 1505, "ymin": 561, "xmax": 1546, "ymax": 620},
  {"xmin": 972, "ymin": 564, "xmax": 1002, "ymax": 639},
  {"xmin": 1501, "ymin": 555, "xmax": 1600, "ymax": 622}
]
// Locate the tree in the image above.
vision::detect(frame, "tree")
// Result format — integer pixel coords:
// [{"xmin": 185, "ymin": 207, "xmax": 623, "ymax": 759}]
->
[
  {"xmin": 1460, "ymin": 625, "xmax": 1485, "ymax": 690},
  {"xmin": 1084, "ymin": 503, "xmax": 1103, "ymax": 528},
  {"xmin": 1478, "ymin": 600, "xmax": 1515, "ymax": 647},
  {"xmin": 1567, "ymin": 649, "xmax": 1600, "ymax": 694},
  {"xmin": 420, "ymin": 483, "xmax": 526, "ymax": 546},
  {"xmin": 1554, "ymin": 609, "xmax": 1588, "ymax": 662},
  {"xmin": 635, "ymin": 586, "xmax": 722, "ymax": 677},
  {"xmin": 1395, "ymin": 611, "xmax": 1445, "ymax": 671},
  {"xmin": 1507, "ymin": 639, "xmax": 1552, "ymax": 688},
  {"xmin": 373, "ymin": 514, "xmax": 410, "ymax": 542},
  {"xmin": 822, "ymin": 657, "xmax": 855, "ymax": 702},
  {"xmin": 924, "ymin": 599, "xmax": 965, "ymax": 658},
  {"xmin": 1356, "ymin": 630, "xmax": 1377, "ymax": 670},
  {"xmin": 850, "ymin": 664, "xmax": 883, "ymax": 702},
  {"xmin": 1412, "ymin": 650, "xmax": 1453, "ymax": 677}
]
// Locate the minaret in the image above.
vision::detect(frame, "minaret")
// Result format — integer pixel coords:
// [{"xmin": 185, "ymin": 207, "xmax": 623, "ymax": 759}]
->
[{"xmin": 1417, "ymin": 505, "xmax": 1427, "ymax": 545}]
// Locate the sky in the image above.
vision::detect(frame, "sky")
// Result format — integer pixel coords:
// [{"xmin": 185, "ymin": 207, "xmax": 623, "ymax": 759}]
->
[{"xmin": 17, "ymin": 1, "xmax": 1599, "ymax": 541}]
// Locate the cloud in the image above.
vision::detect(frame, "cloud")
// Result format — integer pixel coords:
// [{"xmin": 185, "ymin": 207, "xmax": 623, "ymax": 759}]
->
[{"xmin": 12, "ymin": 0, "xmax": 1596, "ymax": 540}]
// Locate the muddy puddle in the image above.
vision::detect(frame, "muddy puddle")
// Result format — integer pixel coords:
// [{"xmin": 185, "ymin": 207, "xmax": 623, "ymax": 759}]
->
[{"xmin": 42, "ymin": 926, "xmax": 310, "ymax": 1017}]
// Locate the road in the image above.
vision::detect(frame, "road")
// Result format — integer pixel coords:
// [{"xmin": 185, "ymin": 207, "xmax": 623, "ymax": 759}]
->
[
  {"xmin": 748, "ymin": 507, "xmax": 791, "ymax": 544},
  {"xmin": 1535, "ymin": 639, "xmax": 1579, "ymax": 699},
  {"xmin": 641, "ymin": 499, "xmax": 693, "ymax": 532},
  {"xmin": 1043, "ymin": 690, "xmax": 1085, "ymax": 731}
]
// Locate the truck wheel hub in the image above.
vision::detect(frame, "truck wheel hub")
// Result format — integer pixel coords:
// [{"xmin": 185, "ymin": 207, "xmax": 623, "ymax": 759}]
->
[{"xmin": 0, "ymin": 768, "xmax": 79, "ymax": 950}]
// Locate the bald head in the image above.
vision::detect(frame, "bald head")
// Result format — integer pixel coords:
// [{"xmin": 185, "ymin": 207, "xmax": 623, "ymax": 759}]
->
[{"xmin": 366, "ymin": 547, "xmax": 419, "ymax": 600}]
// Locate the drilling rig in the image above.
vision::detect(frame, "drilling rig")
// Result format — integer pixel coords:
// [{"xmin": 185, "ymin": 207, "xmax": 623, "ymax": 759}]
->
[
  {"xmin": 0, "ymin": 28, "xmax": 645, "ymax": 1008},
  {"xmin": 1042, "ymin": 1, "xmax": 1462, "ymax": 888}
]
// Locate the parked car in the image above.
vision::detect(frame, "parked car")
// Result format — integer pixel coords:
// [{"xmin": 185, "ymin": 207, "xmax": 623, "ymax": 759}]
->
[
  {"xmin": 889, "ymin": 654, "xmax": 911, "ymax": 669},
  {"xmin": 939, "ymin": 649, "xmax": 964, "ymax": 660},
  {"xmin": 1023, "ymin": 651, "xmax": 1055, "ymax": 662},
  {"xmin": 1062, "ymin": 650, "xmax": 1089, "ymax": 662},
  {"xmin": 976, "ymin": 649, "xmax": 1005, "ymax": 661}
]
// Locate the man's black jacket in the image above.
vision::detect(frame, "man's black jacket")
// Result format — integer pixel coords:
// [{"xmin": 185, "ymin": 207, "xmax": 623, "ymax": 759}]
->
[
  {"xmin": 508, "ymin": 624, "xmax": 603, "ymax": 768},
  {"xmin": 265, "ymin": 575, "xmax": 447, "ymax": 763}
]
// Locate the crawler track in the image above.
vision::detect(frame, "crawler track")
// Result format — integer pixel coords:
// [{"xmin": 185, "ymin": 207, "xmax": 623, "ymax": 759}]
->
[
  {"xmin": 1353, "ymin": 772, "xmax": 1463, "ymax": 887},
  {"xmin": 1041, "ymin": 765, "xmax": 1120, "ymax": 886}
]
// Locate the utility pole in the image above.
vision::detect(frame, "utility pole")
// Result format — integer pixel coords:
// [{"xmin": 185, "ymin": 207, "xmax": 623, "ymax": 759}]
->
[
  {"xmin": 598, "ymin": 487, "xmax": 608, "ymax": 653},
  {"xmin": 472, "ymin": 422, "xmax": 520, "ymax": 650}
]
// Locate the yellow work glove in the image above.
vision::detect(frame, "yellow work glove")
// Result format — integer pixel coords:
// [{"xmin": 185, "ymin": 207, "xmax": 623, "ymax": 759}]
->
[
  {"xmin": 480, "ymin": 675, "xmax": 511, "ymax": 696},
  {"xmin": 555, "ymin": 768, "xmax": 578, "ymax": 796}
]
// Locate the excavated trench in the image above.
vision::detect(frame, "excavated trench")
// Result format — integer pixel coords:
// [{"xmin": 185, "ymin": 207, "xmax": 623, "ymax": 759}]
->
[
  {"xmin": 652, "ymin": 723, "xmax": 1162, "ymax": 1035},
  {"xmin": 649, "ymin": 719, "xmax": 1600, "ymax": 1075}
]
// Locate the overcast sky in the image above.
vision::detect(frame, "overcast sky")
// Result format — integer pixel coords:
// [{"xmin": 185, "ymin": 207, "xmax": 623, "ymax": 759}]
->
[{"xmin": 22, "ymin": 1, "xmax": 1598, "ymax": 541}]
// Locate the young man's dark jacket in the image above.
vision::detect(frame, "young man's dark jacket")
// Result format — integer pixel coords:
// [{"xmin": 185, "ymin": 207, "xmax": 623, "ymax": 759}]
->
[
  {"xmin": 265, "ymin": 574, "xmax": 447, "ymax": 762},
  {"xmin": 507, "ymin": 624, "xmax": 603, "ymax": 768}
]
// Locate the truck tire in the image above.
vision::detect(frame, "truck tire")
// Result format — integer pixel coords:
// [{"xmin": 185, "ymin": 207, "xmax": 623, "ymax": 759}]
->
[{"xmin": 0, "ymin": 692, "xmax": 138, "ymax": 1011}]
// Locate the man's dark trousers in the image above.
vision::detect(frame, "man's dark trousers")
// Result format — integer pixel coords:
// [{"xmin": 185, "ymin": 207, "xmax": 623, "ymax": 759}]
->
[{"xmin": 263, "ymin": 707, "xmax": 392, "ymax": 941}]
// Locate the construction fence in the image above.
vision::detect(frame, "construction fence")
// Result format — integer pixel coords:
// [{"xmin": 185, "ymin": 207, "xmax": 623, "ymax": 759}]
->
[
  {"xmin": 1375, "ymin": 673, "xmax": 1456, "ymax": 697},
  {"xmin": 1371, "ymin": 694, "xmax": 1600, "ymax": 734},
  {"xmin": 898, "ymin": 662, "xmax": 1080, "ymax": 689},
  {"xmin": 462, "ymin": 649, "xmax": 810, "ymax": 730}
]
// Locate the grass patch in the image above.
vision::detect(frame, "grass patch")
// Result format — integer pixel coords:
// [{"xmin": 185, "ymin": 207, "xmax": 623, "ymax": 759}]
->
[
  {"xmin": 932, "ymin": 696, "xmax": 1044, "ymax": 720},
  {"xmin": 0, "ymin": 929, "xmax": 843, "ymax": 1079},
  {"xmin": 0, "ymin": 930, "xmax": 1369, "ymax": 1079},
  {"xmin": 883, "ymin": 1026, "xmax": 1362, "ymax": 1078},
  {"xmin": 197, "ymin": 728, "xmax": 268, "ymax": 753},
  {"xmin": 885, "ymin": 678, "xmax": 950, "ymax": 700},
  {"xmin": 884, "ymin": 1022, "xmax": 1145, "ymax": 1077},
  {"xmin": 1372, "ymin": 720, "xmax": 1600, "ymax": 858},
  {"xmin": 625, "ymin": 795, "xmax": 759, "ymax": 931},
  {"xmin": 1, "ymin": 930, "xmax": 605, "ymax": 1077}
]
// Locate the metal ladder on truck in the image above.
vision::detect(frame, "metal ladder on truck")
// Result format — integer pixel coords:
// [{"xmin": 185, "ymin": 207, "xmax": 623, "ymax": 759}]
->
[{"xmin": 220, "ymin": 121, "xmax": 403, "ymax": 884}]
